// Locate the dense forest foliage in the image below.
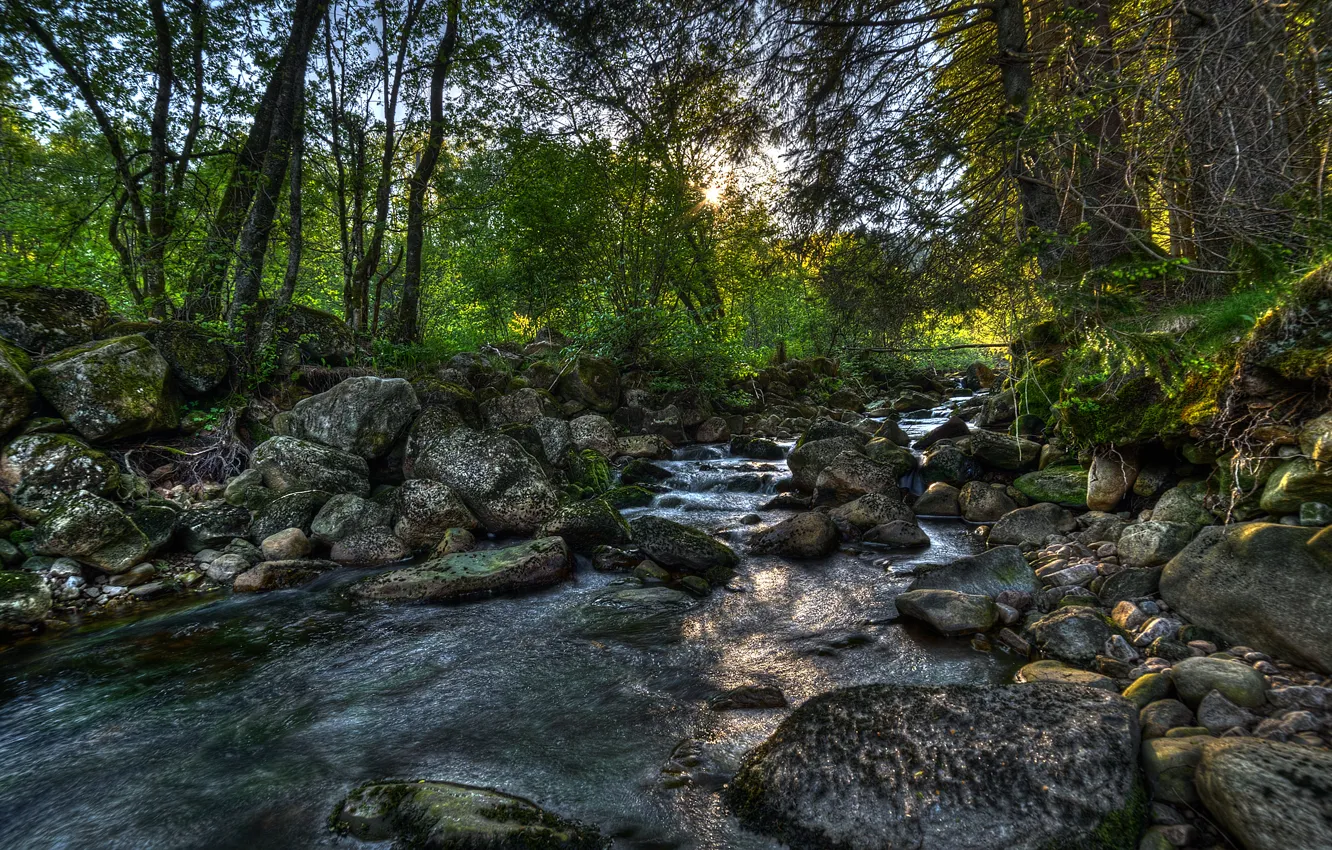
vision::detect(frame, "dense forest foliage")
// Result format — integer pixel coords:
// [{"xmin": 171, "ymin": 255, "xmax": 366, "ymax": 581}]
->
[{"xmin": 0, "ymin": 0, "xmax": 1328, "ymax": 386}]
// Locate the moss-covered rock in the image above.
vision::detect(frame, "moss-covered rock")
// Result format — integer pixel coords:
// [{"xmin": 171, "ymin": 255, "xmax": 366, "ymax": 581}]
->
[
  {"xmin": 0, "ymin": 285, "xmax": 110, "ymax": 354},
  {"xmin": 34, "ymin": 491, "xmax": 150, "ymax": 574},
  {"xmin": 0, "ymin": 432, "xmax": 121, "ymax": 519},
  {"xmin": 0, "ymin": 569, "xmax": 52, "ymax": 628},
  {"xmin": 286, "ymin": 376, "xmax": 420, "ymax": 460},
  {"xmin": 602, "ymin": 485, "xmax": 654, "ymax": 509},
  {"xmin": 538, "ymin": 498, "xmax": 631, "ymax": 552},
  {"xmin": 150, "ymin": 320, "xmax": 230, "ymax": 395},
  {"xmin": 564, "ymin": 448, "xmax": 612, "ymax": 496},
  {"xmin": 1259, "ymin": 457, "xmax": 1332, "ymax": 514},
  {"xmin": 30, "ymin": 335, "xmax": 179, "ymax": 442},
  {"xmin": 331, "ymin": 779, "xmax": 606, "ymax": 849},
  {"xmin": 0, "ymin": 341, "xmax": 34, "ymax": 436},
  {"xmin": 243, "ymin": 300, "xmax": 358, "ymax": 367},
  {"xmin": 628, "ymin": 515, "xmax": 737, "ymax": 581},
  {"xmin": 555, "ymin": 355, "xmax": 621, "ymax": 413},
  {"xmin": 1014, "ymin": 464, "xmax": 1089, "ymax": 508},
  {"xmin": 349, "ymin": 536, "xmax": 572, "ymax": 602}
]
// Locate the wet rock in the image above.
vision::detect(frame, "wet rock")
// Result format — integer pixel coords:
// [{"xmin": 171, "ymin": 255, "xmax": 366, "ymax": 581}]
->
[
  {"xmin": 728, "ymin": 683, "xmax": 1141, "ymax": 850},
  {"xmin": 963, "ymin": 428, "xmax": 1041, "ymax": 471},
  {"xmin": 602, "ymin": 485, "xmax": 654, "ymax": 509},
  {"xmin": 958, "ymin": 481, "xmax": 1018, "ymax": 522},
  {"xmin": 988, "ymin": 502, "xmax": 1078, "ymax": 546},
  {"xmin": 1026, "ymin": 606, "xmax": 1114, "ymax": 668},
  {"xmin": 616, "ymin": 434, "xmax": 673, "ymax": 459},
  {"xmin": 728, "ymin": 435, "xmax": 784, "ymax": 460},
  {"xmin": 0, "ymin": 570, "xmax": 52, "ymax": 628},
  {"xmin": 913, "ymin": 481, "xmax": 961, "ymax": 516},
  {"xmin": 748, "ymin": 511, "xmax": 840, "ymax": 559},
  {"xmin": 619, "ymin": 459, "xmax": 671, "ymax": 486},
  {"xmin": 863, "ymin": 438, "xmax": 916, "ymax": 477},
  {"xmin": 0, "ymin": 343, "xmax": 34, "ymax": 436},
  {"xmin": 1195, "ymin": 738, "xmax": 1332, "ymax": 850},
  {"xmin": 1097, "ymin": 567, "xmax": 1162, "ymax": 607},
  {"xmin": 331, "ymin": 779, "xmax": 605, "ymax": 849},
  {"xmin": 913, "ymin": 415, "xmax": 968, "ymax": 451},
  {"xmin": 310, "ymin": 494, "xmax": 391, "ymax": 546},
  {"xmin": 249, "ymin": 436, "xmax": 370, "ymax": 497},
  {"xmin": 554, "ymin": 355, "xmax": 620, "ymax": 414},
  {"xmin": 250, "ymin": 490, "xmax": 331, "ymax": 542},
  {"xmin": 695, "ymin": 416, "xmax": 730, "ymax": 443},
  {"xmin": 0, "ymin": 285, "xmax": 110, "ymax": 354},
  {"xmin": 1160, "ymin": 522, "xmax": 1332, "ymax": 673},
  {"xmin": 409, "ymin": 427, "xmax": 558, "ymax": 535},
  {"xmin": 349, "ymin": 536, "xmax": 572, "ymax": 602},
  {"xmin": 787, "ymin": 436, "xmax": 863, "ymax": 492},
  {"xmin": 30, "ymin": 335, "xmax": 178, "ymax": 442},
  {"xmin": 874, "ymin": 418, "xmax": 911, "ymax": 447},
  {"xmin": 1171, "ymin": 656, "xmax": 1266, "ymax": 709},
  {"xmin": 1139, "ymin": 699, "xmax": 1194, "ymax": 739},
  {"xmin": 538, "ymin": 499, "xmax": 631, "ymax": 552},
  {"xmin": 393, "ymin": 479, "xmax": 479, "ymax": 549},
  {"xmin": 709, "ymin": 684, "xmax": 788, "ymax": 711},
  {"xmin": 1016, "ymin": 660, "xmax": 1117, "ymax": 691},
  {"xmin": 1118, "ymin": 521, "xmax": 1194, "ymax": 568},
  {"xmin": 896, "ymin": 588, "xmax": 997, "ymax": 635},
  {"xmin": 150, "ymin": 320, "xmax": 229, "ymax": 395},
  {"xmin": 1260, "ymin": 457, "xmax": 1332, "ymax": 514},
  {"xmin": 329, "ymin": 527, "xmax": 410, "ymax": 567},
  {"xmin": 204, "ymin": 553, "xmax": 250, "ymax": 584},
  {"xmin": 430, "ymin": 527, "xmax": 476, "ymax": 558},
  {"xmin": 1013, "ymin": 465, "xmax": 1089, "ymax": 508},
  {"xmin": 1141, "ymin": 737, "xmax": 1203, "ymax": 804},
  {"xmin": 570, "ymin": 585, "xmax": 698, "ymax": 637},
  {"xmin": 908, "ymin": 545, "xmax": 1041, "ymax": 597},
  {"xmin": 862, "ymin": 520, "xmax": 929, "ymax": 548},
  {"xmin": 34, "ymin": 492, "xmax": 149, "ymax": 574},
  {"xmin": 629, "ymin": 516, "xmax": 738, "ymax": 581},
  {"xmin": 919, "ymin": 443, "xmax": 980, "ymax": 488},
  {"xmin": 177, "ymin": 502, "xmax": 252, "ymax": 552},
  {"xmin": 0, "ymin": 433, "xmax": 121, "ymax": 519},
  {"xmin": 813, "ymin": 451, "xmax": 902, "ymax": 505},
  {"xmin": 799, "ymin": 418, "xmax": 869, "ymax": 446},
  {"xmin": 285, "ymin": 376, "xmax": 419, "ymax": 460},
  {"xmin": 233, "ymin": 559, "xmax": 338, "ymax": 592}
]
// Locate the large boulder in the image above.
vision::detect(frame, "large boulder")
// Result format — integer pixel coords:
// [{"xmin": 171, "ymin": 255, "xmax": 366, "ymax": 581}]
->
[
  {"xmin": 482, "ymin": 388, "xmax": 560, "ymax": 428},
  {"xmin": 0, "ymin": 433, "xmax": 121, "ymax": 519},
  {"xmin": 177, "ymin": 501, "xmax": 251, "ymax": 552},
  {"xmin": 0, "ymin": 343, "xmax": 34, "ymax": 435},
  {"xmin": 963, "ymin": 428, "xmax": 1040, "ymax": 470},
  {"xmin": 895, "ymin": 589, "xmax": 996, "ymax": 635},
  {"xmin": 570, "ymin": 414, "xmax": 618, "ymax": 458},
  {"xmin": 249, "ymin": 436, "xmax": 370, "ymax": 496},
  {"xmin": 988, "ymin": 502, "xmax": 1078, "ymax": 547},
  {"xmin": 1161, "ymin": 523, "xmax": 1331, "ymax": 672},
  {"xmin": 1119, "ymin": 521, "xmax": 1195, "ymax": 567},
  {"xmin": 1013, "ymin": 465, "xmax": 1089, "ymax": 508},
  {"xmin": 1195, "ymin": 738, "xmax": 1332, "ymax": 850},
  {"xmin": 748, "ymin": 512, "xmax": 840, "ymax": 559},
  {"xmin": 34, "ymin": 492, "xmax": 149, "ymax": 574},
  {"xmin": 0, "ymin": 285, "xmax": 110, "ymax": 354},
  {"xmin": 555, "ymin": 355, "xmax": 621, "ymax": 413},
  {"xmin": 913, "ymin": 482, "xmax": 961, "ymax": 516},
  {"xmin": 907, "ymin": 545, "xmax": 1041, "ymax": 597},
  {"xmin": 537, "ymin": 499, "xmax": 631, "ymax": 552},
  {"xmin": 920, "ymin": 443, "xmax": 981, "ymax": 488},
  {"xmin": 914, "ymin": 416, "xmax": 969, "ymax": 451},
  {"xmin": 729, "ymin": 435, "xmax": 785, "ymax": 460},
  {"xmin": 310, "ymin": 494, "xmax": 392, "ymax": 546},
  {"xmin": 813, "ymin": 451, "xmax": 902, "ymax": 505},
  {"xmin": 331, "ymin": 780, "xmax": 604, "ymax": 849},
  {"xmin": 958, "ymin": 481, "xmax": 1018, "ymax": 522},
  {"xmin": 827, "ymin": 492, "xmax": 915, "ymax": 537},
  {"xmin": 408, "ymin": 427, "xmax": 558, "ymax": 535},
  {"xmin": 349, "ymin": 536, "xmax": 572, "ymax": 602},
  {"xmin": 250, "ymin": 490, "xmax": 331, "ymax": 542},
  {"xmin": 243, "ymin": 301, "xmax": 357, "ymax": 366},
  {"xmin": 1259, "ymin": 457, "xmax": 1332, "ymax": 514},
  {"xmin": 393, "ymin": 479, "xmax": 479, "ymax": 548},
  {"xmin": 787, "ymin": 436, "xmax": 863, "ymax": 492},
  {"xmin": 30, "ymin": 335, "xmax": 179, "ymax": 441},
  {"xmin": 329, "ymin": 527, "xmax": 411, "ymax": 567},
  {"xmin": 728, "ymin": 683, "xmax": 1142, "ymax": 850},
  {"xmin": 0, "ymin": 570, "xmax": 53, "ymax": 629},
  {"xmin": 1171, "ymin": 656, "xmax": 1267, "ymax": 709},
  {"xmin": 285, "ymin": 376, "xmax": 419, "ymax": 460},
  {"xmin": 628, "ymin": 515, "xmax": 738, "ymax": 580},
  {"xmin": 150, "ymin": 320, "xmax": 229, "ymax": 395}
]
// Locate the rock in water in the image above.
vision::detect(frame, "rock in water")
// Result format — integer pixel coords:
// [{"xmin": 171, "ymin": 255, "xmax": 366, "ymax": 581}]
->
[
  {"xmin": 988, "ymin": 502, "xmax": 1078, "ymax": 547},
  {"xmin": 1160, "ymin": 522, "xmax": 1332, "ymax": 673},
  {"xmin": 1195, "ymin": 738, "xmax": 1332, "ymax": 850},
  {"xmin": 349, "ymin": 536, "xmax": 571, "ymax": 602},
  {"xmin": 29, "ymin": 335, "xmax": 179, "ymax": 441},
  {"xmin": 406, "ymin": 427, "xmax": 558, "ymax": 535},
  {"xmin": 285, "ymin": 376, "xmax": 419, "ymax": 459},
  {"xmin": 628, "ymin": 515, "xmax": 738, "ymax": 580},
  {"xmin": 907, "ymin": 545, "xmax": 1041, "ymax": 597},
  {"xmin": 747, "ymin": 512, "xmax": 840, "ymax": 559},
  {"xmin": 728, "ymin": 683, "xmax": 1143, "ymax": 850},
  {"xmin": 537, "ymin": 499, "xmax": 631, "ymax": 552},
  {"xmin": 331, "ymin": 780, "xmax": 605, "ymax": 849},
  {"xmin": 895, "ymin": 588, "xmax": 996, "ymax": 635}
]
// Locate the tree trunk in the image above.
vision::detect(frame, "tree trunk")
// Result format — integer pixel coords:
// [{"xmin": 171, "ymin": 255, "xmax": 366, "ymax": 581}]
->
[
  {"xmin": 144, "ymin": 0, "xmax": 173, "ymax": 316},
  {"xmin": 398, "ymin": 0, "xmax": 461, "ymax": 344}
]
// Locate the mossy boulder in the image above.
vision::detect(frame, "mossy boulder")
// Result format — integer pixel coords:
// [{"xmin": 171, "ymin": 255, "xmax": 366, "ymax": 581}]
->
[
  {"xmin": 0, "ymin": 433, "xmax": 121, "ymax": 519},
  {"xmin": 30, "ymin": 335, "xmax": 179, "ymax": 442},
  {"xmin": 895, "ymin": 588, "xmax": 997, "ymax": 635},
  {"xmin": 537, "ymin": 498, "xmax": 631, "ymax": 552},
  {"xmin": 408, "ymin": 428, "xmax": 558, "ymax": 535},
  {"xmin": 628, "ymin": 515, "xmax": 738, "ymax": 581},
  {"xmin": 34, "ymin": 491, "xmax": 150, "ymax": 574},
  {"xmin": 150, "ymin": 320, "xmax": 230, "ymax": 395},
  {"xmin": 1014, "ymin": 464, "xmax": 1089, "ymax": 508},
  {"xmin": 249, "ymin": 436, "xmax": 371, "ymax": 497},
  {"xmin": 0, "ymin": 570, "xmax": 53, "ymax": 628},
  {"xmin": 0, "ymin": 341, "xmax": 35, "ymax": 436},
  {"xmin": 349, "ymin": 536, "xmax": 572, "ymax": 602},
  {"xmin": 310, "ymin": 493, "xmax": 392, "ymax": 546},
  {"xmin": 1259, "ymin": 457, "xmax": 1332, "ymax": 514},
  {"xmin": 177, "ymin": 501, "xmax": 252, "ymax": 552},
  {"xmin": 1194, "ymin": 738, "xmax": 1332, "ymax": 850},
  {"xmin": 411, "ymin": 379, "xmax": 483, "ymax": 428},
  {"xmin": 555, "ymin": 355, "xmax": 621, "ymax": 413},
  {"xmin": 727, "ymin": 683, "xmax": 1142, "ymax": 850},
  {"xmin": 814, "ymin": 450, "xmax": 905, "ymax": 505},
  {"xmin": 331, "ymin": 780, "xmax": 606, "ymax": 849},
  {"xmin": 243, "ymin": 300, "xmax": 357, "ymax": 366},
  {"xmin": 787, "ymin": 436, "xmax": 863, "ymax": 492},
  {"xmin": 907, "ymin": 545, "xmax": 1041, "ymax": 597},
  {"xmin": 961, "ymin": 428, "xmax": 1040, "ymax": 471},
  {"xmin": 0, "ymin": 285, "xmax": 110, "ymax": 354},
  {"xmin": 564, "ymin": 448, "xmax": 613, "ymax": 496},
  {"xmin": 602, "ymin": 485, "xmax": 654, "ymax": 509},
  {"xmin": 286, "ymin": 376, "xmax": 420, "ymax": 460},
  {"xmin": 393, "ymin": 479, "xmax": 479, "ymax": 549},
  {"xmin": 747, "ymin": 511, "xmax": 840, "ymax": 559},
  {"xmin": 249, "ymin": 490, "xmax": 331, "ymax": 542}
]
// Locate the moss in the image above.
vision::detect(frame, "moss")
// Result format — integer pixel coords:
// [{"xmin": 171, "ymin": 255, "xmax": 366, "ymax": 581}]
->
[
  {"xmin": 564, "ymin": 448, "xmax": 612, "ymax": 495},
  {"xmin": 0, "ymin": 569, "xmax": 42, "ymax": 596},
  {"xmin": 1088, "ymin": 776, "xmax": 1146, "ymax": 850},
  {"xmin": 602, "ymin": 485, "xmax": 654, "ymax": 509}
]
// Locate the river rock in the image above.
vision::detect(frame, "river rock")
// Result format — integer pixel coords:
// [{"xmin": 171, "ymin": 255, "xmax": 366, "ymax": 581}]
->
[
  {"xmin": 864, "ymin": 438, "xmax": 916, "ymax": 477},
  {"xmin": 331, "ymin": 779, "xmax": 604, "ymax": 849},
  {"xmin": 401, "ymin": 427, "xmax": 558, "ymax": 535},
  {"xmin": 329, "ymin": 527, "xmax": 410, "ymax": 566},
  {"xmin": 896, "ymin": 588, "xmax": 996, "ymax": 635},
  {"xmin": 913, "ymin": 415, "xmax": 968, "ymax": 451},
  {"xmin": 0, "ymin": 285, "xmax": 109, "ymax": 353},
  {"xmin": 1160, "ymin": 522, "xmax": 1332, "ymax": 672},
  {"xmin": 554, "ymin": 355, "xmax": 620, "ymax": 413},
  {"xmin": 249, "ymin": 436, "xmax": 370, "ymax": 497},
  {"xmin": 250, "ymin": 490, "xmax": 331, "ymax": 542},
  {"xmin": 0, "ymin": 570, "xmax": 52, "ymax": 628},
  {"xmin": 177, "ymin": 502, "xmax": 251, "ymax": 552},
  {"xmin": 617, "ymin": 434, "xmax": 673, "ymax": 459},
  {"xmin": 392, "ymin": 479, "xmax": 479, "ymax": 549},
  {"xmin": 0, "ymin": 432, "xmax": 121, "ymax": 519},
  {"xmin": 1260, "ymin": 457, "xmax": 1332, "ymax": 514},
  {"xmin": 349, "ymin": 536, "xmax": 572, "ymax": 602},
  {"xmin": 1026, "ymin": 606, "xmax": 1114, "ymax": 668},
  {"xmin": 538, "ymin": 498, "xmax": 631, "ymax": 552},
  {"xmin": 1141, "ymin": 737, "xmax": 1203, "ymax": 804},
  {"xmin": 1301, "ymin": 412, "xmax": 1332, "ymax": 464},
  {"xmin": 1139, "ymin": 699, "xmax": 1194, "ymax": 738},
  {"xmin": 913, "ymin": 482, "xmax": 960, "ymax": 516},
  {"xmin": 30, "ymin": 335, "xmax": 179, "ymax": 441},
  {"xmin": 1118, "ymin": 521, "xmax": 1194, "ymax": 567},
  {"xmin": 787, "ymin": 436, "xmax": 863, "ymax": 492},
  {"xmin": 727, "ymin": 683, "xmax": 1141, "ymax": 850},
  {"xmin": 827, "ymin": 492, "xmax": 915, "ymax": 536},
  {"xmin": 1013, "ymin": 465, "xmax": 1089, "ymax": 508},
  {"xmin": 233, "ymin": 559, "xmax": 337, "ymax": 592},
  {"xmin": 694, "ymin": 416, "xmax": 730, "ymax": 443},
  {"xmin": 799, "ymin": 418, "xmax": 869, "ymax": 446},
  {"xmin": 1097, "ymin": 567, "xmax": 1162, "ymax": 606},
  {"xmin": 260, "ymin": 527, "xmax": 311, "ymax": 560},
  {"xmin": 570, "ymin": 414, "xmax": 618, "ymax": 458},
  {"xmin": 729, "ymin": 435, "xmax": 784, "ymax": 459},
  {"xmin": 34, "ymin": 492, "xmax": 149, "ymax": 574},
  {"xmin": 1171, "ymin": 656, "xmax": 1266, "ymax": 709},
  {"xmin": 813, "ymin": 451, "xmax": 902, "ymax": 505},
  {"xmin": 862, "ymin": 520, "xmax": 929, "ymax": 547},
  {"xmin": 958, "ymin": 481, "xmax": 1018, "ymax": 522},
  {"xmin": 1195, "ymin": 738, "xmax": 1332, "ymax": 850},
  {"xmin": 482, "ymin": 387, "xmax": 560, "ymax": 428},
  {"xmin": 920, "ymin": 443, "xmax": 980, "ymax": 487},
  {"xmin": 908, "ymin": 545, "xmax": 1040, "ymax": 597},
  {"xmin": 285, "ymin": 376, "xmax": 419, "ymax": 460},
  {"xmin": 570, "ymin": 585, "xmax": 699, "ymax": 637},
  {"xmin": 150, "ymin": 320, "xmax": 229, "ymax": 395},
  {"xmin": 1195, "ymin": 690, "xmax": 1257, "ymax": 733},
  {"xmin": 0, "ymin": 343, "xmax": 34, "ymax": 436},
  {"xmin": 1086, "ymin": 447, "xmax": 1140, "ymax": 512},
  {"xmin": 963, "ymin": 428, "xmax": 1040, "ymax": 470},
  {"xmin": 629, "ymin": 515, "xmax": 737, "ymax": 580},
  {"xmin": 874, "ymin": 418, "xmax": 911, "ymax": 447},
  {"xmin": 1151, "ymin": 483, "xmax": 1213, "ymax": 528},
  {"xmin": 310, "ymin": 494, "xmax": 391, "ymax": 546},
  {"xmin": 748, "ymin": 512, "xmax": 839, "ymax": 559},
  {"xmin": 988, "ymin": 502, "xmax": 1077, "ymax": 546},
  {"xmin": 1016, "ymin": 660, "xmax": 1117, "ymax": 691}
]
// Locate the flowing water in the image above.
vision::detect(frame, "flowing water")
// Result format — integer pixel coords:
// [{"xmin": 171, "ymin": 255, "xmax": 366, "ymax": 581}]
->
[{"xmin": 0, "ymin": 395, "xmax": 1021, "ymax": 849}]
